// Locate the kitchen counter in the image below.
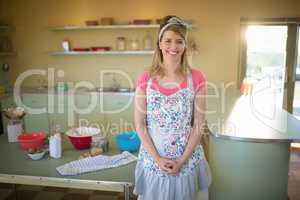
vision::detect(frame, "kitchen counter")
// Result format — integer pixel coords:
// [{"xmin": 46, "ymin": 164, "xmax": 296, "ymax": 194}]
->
[
  {"xmin": 206, "ymin": 88, "xmax": 300, "ymax": 143},
  {"xmin": 0, "ymin": 135, "xmax": 135, "ymax": 199},
  {"xmin": 206, "ymin": 88, "xmax": 299, "ymax": 200}
]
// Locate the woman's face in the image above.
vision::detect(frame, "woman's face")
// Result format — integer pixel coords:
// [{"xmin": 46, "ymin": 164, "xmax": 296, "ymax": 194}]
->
[{"xmin": 159, "ymin": 30, "xmax": 186, "ymax": 63}]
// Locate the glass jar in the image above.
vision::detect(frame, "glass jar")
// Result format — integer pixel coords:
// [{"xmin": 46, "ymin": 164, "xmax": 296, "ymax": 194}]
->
[
  {"xmin": 129, "ymin": 39, "xmax": 140, "ymax": 51},
  {"xmin": 92, "ymin": 135, "xmax": 109, "ymax": 152},
  {"xmin": 143, "ymin": 32, "xmax": 153, "ymax": 50},
  {"xmin": 116, "ymin": 37, "xmax": 126, "ymax": 51}
]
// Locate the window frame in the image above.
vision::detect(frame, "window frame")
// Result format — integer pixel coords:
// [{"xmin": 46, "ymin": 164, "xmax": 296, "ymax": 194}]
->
[{"xmin": 238, "ymin": 18, "xmax": 299, "ymax": 112}]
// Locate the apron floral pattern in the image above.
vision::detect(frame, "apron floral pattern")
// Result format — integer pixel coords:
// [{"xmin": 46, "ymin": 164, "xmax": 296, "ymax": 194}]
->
[{"xmin": 137, "ymin": 74, "xmax": 206, "ymax": 177}]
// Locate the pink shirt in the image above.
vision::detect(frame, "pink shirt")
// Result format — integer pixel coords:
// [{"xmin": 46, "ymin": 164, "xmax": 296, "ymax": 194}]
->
[{"xmin": 136, "ymin": 69, "xmax": 206, "ymax": 96}]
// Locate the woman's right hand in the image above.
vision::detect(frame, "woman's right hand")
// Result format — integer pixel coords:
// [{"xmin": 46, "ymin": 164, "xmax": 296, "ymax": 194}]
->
[{"xmin": 156, "ymin": 157, "xmax": 176, "ymax": 173}]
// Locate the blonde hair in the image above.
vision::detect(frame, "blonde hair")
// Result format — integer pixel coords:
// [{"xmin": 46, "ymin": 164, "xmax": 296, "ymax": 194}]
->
[{"xmin": 149, "ymin": 15, "xmax": 191, "ymax": 78}]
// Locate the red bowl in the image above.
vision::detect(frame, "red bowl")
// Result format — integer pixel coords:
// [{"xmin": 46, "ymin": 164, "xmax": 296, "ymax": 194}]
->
[
  {"xmin": 72, "ymin": 48, "xmax": 90, "ymax": 52},
  {"xmin": 17, "ymin": 132, "xmax": 46, "ymax": 150},
  {"xmin": 65, "ymin": 127, "xmax": 100, "ymax": 150},
  {"xmin": 85, "ymin": 20, "xmax": 99, "ymax": 26},
  {"xmin": 68, "ymin": 135, "xmax": 92, "ymax": 150},
  {"xmin": 90, "ymin": 46, "xmax": 111, "ymax": 51}
]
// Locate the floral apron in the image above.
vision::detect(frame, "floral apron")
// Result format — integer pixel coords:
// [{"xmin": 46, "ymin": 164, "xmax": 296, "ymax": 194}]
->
[{"xmin": 134, "ymin": 74, "xmax": 212, "ymax": 200}]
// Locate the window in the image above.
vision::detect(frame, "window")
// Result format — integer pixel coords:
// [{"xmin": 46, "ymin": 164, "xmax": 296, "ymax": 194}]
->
[
  {"xmin": 239, "ymin": 18, "xmax": 300, "ymax": 113},
  {"xmin": 293, "ymin": 28, "xmax": 300, "ymax": 119}
]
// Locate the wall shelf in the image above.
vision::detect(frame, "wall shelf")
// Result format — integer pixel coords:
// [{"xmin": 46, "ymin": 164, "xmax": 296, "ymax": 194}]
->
[
  {"xmin": 0, "ymin": 25, "xmax": 11, "ymax": 31},
  {"xmin": 49, "ymin": 50, "xmax": 155, "ymax": 56},
  {"xmin": 49, "ymin": 24, "xmax": 161, "ymax": 31},
  {"xmin": 0, "ymin": 52, "xmax": 16, "ymax": 56},
  {"xmin": 49, "ymin": 22, "xmax": 194, "ymax": 57}
]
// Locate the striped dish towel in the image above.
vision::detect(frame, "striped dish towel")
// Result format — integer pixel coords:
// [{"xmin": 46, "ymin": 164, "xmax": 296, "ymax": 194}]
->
[{"xmin": 56, "ymin": 151, "xmax": 137, "ymax": 176}]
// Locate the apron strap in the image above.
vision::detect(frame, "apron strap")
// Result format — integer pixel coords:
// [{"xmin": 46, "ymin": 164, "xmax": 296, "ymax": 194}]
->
[
  {"xmin": 187, "ymin": 72, "xmax": 196, "ymax": 126},
  {"xmin": 146, "ymin": 78, "xmax": 154, "ymax": 94},
  {"xmin": 187, "ymin": 73, "xmax": 194, "ymax": 93}
]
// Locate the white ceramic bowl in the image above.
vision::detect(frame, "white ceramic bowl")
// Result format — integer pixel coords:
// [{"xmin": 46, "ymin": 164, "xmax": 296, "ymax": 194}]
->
[{"xmin": 27, "ymin": 151, "xmax": 46, "ymax": 160}]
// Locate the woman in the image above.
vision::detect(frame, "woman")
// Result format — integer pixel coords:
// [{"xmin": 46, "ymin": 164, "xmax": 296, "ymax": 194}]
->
[{"xmin": 134, "ymin": 15, "xmax": 211, "ymax": 200}]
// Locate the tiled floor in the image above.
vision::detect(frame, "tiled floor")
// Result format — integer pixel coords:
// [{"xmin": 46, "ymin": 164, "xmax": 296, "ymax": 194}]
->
[{"xmin": 0, "ymin": 150, "xmax": 299, "ymax": 200}]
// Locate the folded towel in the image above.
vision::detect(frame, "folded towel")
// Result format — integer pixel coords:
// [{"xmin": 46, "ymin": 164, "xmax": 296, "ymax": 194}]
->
[{"xmin": 56, "ymin": 151, "xmax": 137, "ymax": 176}]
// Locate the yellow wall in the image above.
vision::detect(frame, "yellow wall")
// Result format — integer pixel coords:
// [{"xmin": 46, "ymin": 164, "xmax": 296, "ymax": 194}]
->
[{"xmin": 1, "ymin": 0, "xmax": 300, "ymax": 88}]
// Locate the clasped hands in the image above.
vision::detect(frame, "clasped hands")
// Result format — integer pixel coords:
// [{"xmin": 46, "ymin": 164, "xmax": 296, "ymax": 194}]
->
[{"xmin": 157, "ymin": 157, "xmax": 185, "ymax": 176}]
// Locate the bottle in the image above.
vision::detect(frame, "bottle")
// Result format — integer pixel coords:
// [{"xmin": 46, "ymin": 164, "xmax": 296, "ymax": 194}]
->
[{"xmin": 49, "ymin": 133, "xmax": 62, "ymax": 158}]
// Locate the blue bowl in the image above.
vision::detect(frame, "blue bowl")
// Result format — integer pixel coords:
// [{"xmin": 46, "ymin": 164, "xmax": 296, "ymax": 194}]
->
[{"xmin": 115, "ymin": 131, "xmax": 141, "ymax": 152}]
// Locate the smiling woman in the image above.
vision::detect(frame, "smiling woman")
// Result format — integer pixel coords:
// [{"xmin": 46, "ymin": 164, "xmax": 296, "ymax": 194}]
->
[
  {"xmin": 133, "ymin": 15, "xmax": 211, "ymax": 200},
  {"xmin": 150, "ymin": 16, "xmax": 190, "ymax": 80}
]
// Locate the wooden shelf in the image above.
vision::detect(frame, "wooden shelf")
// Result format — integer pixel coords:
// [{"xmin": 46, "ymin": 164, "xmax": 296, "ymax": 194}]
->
[
  {"xmin": 49, "ymin": 24, "xmax": 194, "ymax": 31},
  {"xmin": 0, "ymin": 25, "xmax": 11, "ymax": 31},
  {"xmin": 50, "ymin": 50, "xmax": 155, "ymax": 56},
  {"xmin": 0, "ymin": 52, "xmax": 16, "ymax": 56},
  {"xmin": 49, "ymin": 24, "xmax": 160, "ymax": 31}
]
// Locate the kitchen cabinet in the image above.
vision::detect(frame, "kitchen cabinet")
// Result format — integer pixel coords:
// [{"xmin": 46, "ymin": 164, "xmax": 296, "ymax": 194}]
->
[
  {"xmin": 48, "ymin": 24, "xmax": 161, "ymax": 56},
  {"xmin": 22, "ymin": 93, "xmax": 49, "ymax": 133}
]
